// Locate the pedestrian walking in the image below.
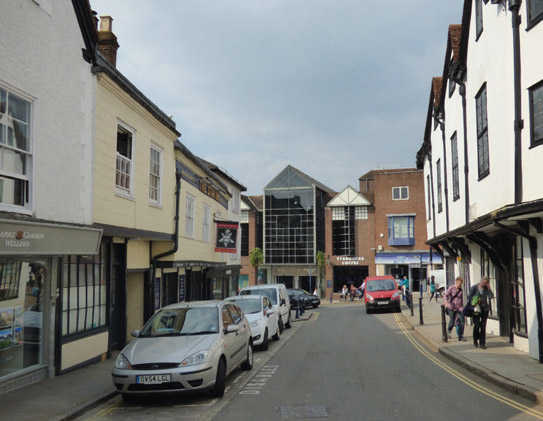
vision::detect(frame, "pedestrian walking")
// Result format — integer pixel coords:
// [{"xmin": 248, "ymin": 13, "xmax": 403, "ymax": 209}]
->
[
  {"xmin": 428, "ymin": 277, "xmax": 436, "ymax": 302},
  {"xmin": 444, "ymin": 277, "xmax": 466, "ymax": 341},
  {"xmin": 400, "ymin": 276, "xmax": 409, "ymax": 302},
  {"xmin": 468, "ymin": 276, "xmax": 494, "ymax": 349}
]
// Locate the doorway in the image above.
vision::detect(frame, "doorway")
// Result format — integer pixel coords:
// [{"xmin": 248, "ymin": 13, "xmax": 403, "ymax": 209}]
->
[
  {"xmin": 333, "ymin": 266, "xmax": 368, "ymax": 292},
  {"xmin": 109, "ymin": 242, "xmax": 126, "ymax": 351},
  {"xmin": 299, "ymin": 276, "xmax": 316, "ymax": 293}
]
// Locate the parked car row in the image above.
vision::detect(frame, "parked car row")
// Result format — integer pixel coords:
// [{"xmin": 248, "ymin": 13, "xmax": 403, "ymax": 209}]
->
[
  {"xmin": 287, "ymin": 288, "xmax": 321, "ymax": 310},
  {"xmin": 112, "ymin": 284, "xmax": 293, "ymax": 402}
]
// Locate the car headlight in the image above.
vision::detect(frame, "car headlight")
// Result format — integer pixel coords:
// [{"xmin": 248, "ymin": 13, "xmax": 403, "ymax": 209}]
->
[
  {"xmin": 115, "ymin": 353, "xmax": 132, "ymax": 369},
  {"xmin": 366, "ymin": 294, "xmax": 374, "ymax": 301},
  {"xmin": 250, "ymin": 320, "xmax": 259, "ymax": 328},
  {"xmin": 180, "ymin": 351, "xmax": 209, "ymax": 367},
  {"xmin": 391, "ymin": 291, "xmax": 401, "ymax": 299}
]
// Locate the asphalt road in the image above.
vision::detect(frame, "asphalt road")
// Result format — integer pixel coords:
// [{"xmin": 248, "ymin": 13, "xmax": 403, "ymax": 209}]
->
[{"xmin": 79, "ymin": 305, "xmax": 543, "ymax": 420}]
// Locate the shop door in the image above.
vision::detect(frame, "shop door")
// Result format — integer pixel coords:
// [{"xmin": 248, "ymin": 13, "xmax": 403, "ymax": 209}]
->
[{"xmin": 109, "ymin": 243, "xmax": 126, "ymax": 351}]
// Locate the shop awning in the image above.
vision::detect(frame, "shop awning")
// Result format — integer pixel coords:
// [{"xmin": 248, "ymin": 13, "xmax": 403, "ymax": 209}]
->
[{"xmin": 375, "ymin": 252, "xmax": 443, "ymax": 265}]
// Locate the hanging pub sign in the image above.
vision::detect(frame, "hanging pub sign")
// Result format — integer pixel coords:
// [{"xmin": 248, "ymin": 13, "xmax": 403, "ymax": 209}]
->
[{"xmin": 215, "ymin": 221, "xmax": 238, "ymax": 253}]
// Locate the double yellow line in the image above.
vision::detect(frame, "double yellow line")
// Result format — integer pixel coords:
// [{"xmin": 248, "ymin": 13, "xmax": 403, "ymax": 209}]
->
[{"xmin": 394, "ymin": 314, "xmax": 543, "ymax": 419}]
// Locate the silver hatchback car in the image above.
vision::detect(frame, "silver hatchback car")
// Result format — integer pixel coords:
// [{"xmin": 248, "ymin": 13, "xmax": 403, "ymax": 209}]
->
[{"xmin": 112, "ymin": 300, "xmax": 253, "ymax": 400}]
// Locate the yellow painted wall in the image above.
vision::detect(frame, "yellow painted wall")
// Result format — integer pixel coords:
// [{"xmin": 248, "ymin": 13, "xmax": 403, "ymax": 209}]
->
[
  {"xmin": 93, "ymin": 74, "xmax": 177, "ymax": 235},
  {"xmin": 61, "ymin": 331, "xmax": 108, "ymax": 371},
  {"xmin": 127, "ymin": 239, "xmax": 150, "ymax": 269},
  {"xmin": 126, "ymin": 272, "xmax": 144, "ymax": 338}
]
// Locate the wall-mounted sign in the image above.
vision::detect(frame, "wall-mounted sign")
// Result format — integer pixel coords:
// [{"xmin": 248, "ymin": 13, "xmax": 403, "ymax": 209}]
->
[
  {"xmin": 215, "ymin": 222, "xmax": 238, "ymax": 254},
  {"xmin": 336, "ymin": 256, "xmax": 365, "ymax": 265},
  {"xmin": 0, "ymin": 219, "xmax": 102, "ymax": 255},
  {"xmin": 178, "ymin": 274, "xmax": 185, "ymax": 302}
]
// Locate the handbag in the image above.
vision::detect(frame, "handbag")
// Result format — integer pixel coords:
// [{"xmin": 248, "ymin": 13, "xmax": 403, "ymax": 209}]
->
[{"xmin": 463, "ymin": 292, "xmax": 480, "ymax": 317}]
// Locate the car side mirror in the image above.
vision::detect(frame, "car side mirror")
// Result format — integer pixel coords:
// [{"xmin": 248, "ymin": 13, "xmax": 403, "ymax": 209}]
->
[
  {"xmin": 131, "ymin": 329, "xmax": 140, "ymax": 338},
  {"xmin": 224, "ymin": 324, "xmax": 239, "ymax": 334}
]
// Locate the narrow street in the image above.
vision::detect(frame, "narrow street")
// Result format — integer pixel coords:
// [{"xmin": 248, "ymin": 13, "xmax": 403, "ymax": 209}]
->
[{"xmin": 78, "ymin": 305, "xmax": 543, "ymax": 421}]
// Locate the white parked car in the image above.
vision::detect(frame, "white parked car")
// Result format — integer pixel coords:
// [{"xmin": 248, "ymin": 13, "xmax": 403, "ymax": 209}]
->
[
  {"xmin": 225, "ymin": 295, "xmax": 280, "ymax": 350},
  {"xmin": 112, "ymin": 301, "xmax": 252, "ymax": 401},
  {"xmin": 239, "ymin": 284, "xmax": 291, "ymax": 331}
]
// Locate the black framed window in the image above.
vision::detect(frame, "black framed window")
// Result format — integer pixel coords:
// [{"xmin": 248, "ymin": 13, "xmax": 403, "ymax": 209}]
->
[
  {"xmin": 480, "ymin": 248, "xmax": 497, "ymax": 319},
  {"xmin": 475, "ymin": 0, "xmax": 483, "ymax": 39},
  {"xmin": 426, "ymin": 174, "xmax": 432, "ymax": 220},
  {"xmin": 61, "ymin": 247, "xmax": 107, "ymax": 338},
  {"xmin": 0, "ymin": 261, "xmax": 22, "ymax": 301},
  {"xmin": 241, "ymin": 223, "xmax": 249, "ymax": 256},
  {"xmin": 527, "ymin": 0, "xmax": 543, "ymax": 28},
  {"xmin": 451, "ymin": 132, "xmax": 460, "ymax": 201},
  {"xmin": 512, "ymin": 236, "xmax": 527, "ymax": 335},
  {"xmin": 529, "ymin": 80, "xmax": 543, "ymax": 147},
  {"xmin": 332, "ymin": 206, "xmax": 355, "ymax": 256},
  {"xmin": 476, "ymin": 84, "xmax": 490, "ymax": 180},
  {"xmin": 436, "ymin": 159, "xmax": 443, "ymax": 213}
]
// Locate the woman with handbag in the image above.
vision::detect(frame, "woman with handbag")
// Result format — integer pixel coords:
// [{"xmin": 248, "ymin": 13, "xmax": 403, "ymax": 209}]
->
[
  {"xmin": 444, "ymin": 277, "xmax": 466, "ymax": 341},
  {"xmin": 467, "ymin": 277, "xmax": 494, "ymax": 349}
]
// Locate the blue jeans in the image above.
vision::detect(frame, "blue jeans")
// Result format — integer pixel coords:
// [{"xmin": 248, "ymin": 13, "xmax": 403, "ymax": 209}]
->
[{"xmin": 447, "ymin": 310, "xmax": 465, "ymax": 338}]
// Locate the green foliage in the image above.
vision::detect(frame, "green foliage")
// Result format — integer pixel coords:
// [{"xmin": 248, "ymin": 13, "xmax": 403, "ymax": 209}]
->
[{"xmin": 249, "ymin": 248, "xmax": 264, "ymax": 269}]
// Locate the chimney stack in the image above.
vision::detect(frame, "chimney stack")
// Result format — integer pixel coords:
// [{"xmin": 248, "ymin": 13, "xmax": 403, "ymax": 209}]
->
[{"xmin": 97, "ymin": 16, "xmax": 119, "ymax": 67}]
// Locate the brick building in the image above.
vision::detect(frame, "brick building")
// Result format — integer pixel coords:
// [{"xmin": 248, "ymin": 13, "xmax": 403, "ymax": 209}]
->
[
  {"xmin": 239, "ymin": 195, "xmax": 264, "ymax": 287},
  {"xmin": 324, "ymin": 168, "xmax": 441, "ymax": 299}
]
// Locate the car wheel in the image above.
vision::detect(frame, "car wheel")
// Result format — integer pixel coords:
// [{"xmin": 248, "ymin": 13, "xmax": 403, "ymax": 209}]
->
[
  {"xmin": 285, "ymin": 312, "xmax": 292, "ymax": 329},
  {"xmin": 212, "ymin": 358, "xmax": 226, "ymax": 398},
  {"xmin": 278, "ymin": 317, "xmax": 284, "ymax": 333},
  {"xmin": 241, "ymin": 342, "xmax": 253, "ymax": 371},
  {"xmin": 262, "ymin": 328, "xmax": 269, "ymax": 351},
  {"xmin": 121, "ymin": 394, "xmax": 137, "ymax": 404},
  {"xmin": 273, "ymin": 323, "xmax": 281, "ymax": 341}
]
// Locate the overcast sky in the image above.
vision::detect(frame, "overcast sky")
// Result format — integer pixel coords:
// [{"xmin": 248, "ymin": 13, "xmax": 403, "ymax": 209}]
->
[{"xmin": 91, "ymin": 1, "xmax": 462, "ymax": 195}]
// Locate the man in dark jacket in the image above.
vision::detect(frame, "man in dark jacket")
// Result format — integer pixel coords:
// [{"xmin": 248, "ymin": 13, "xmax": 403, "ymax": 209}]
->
[{"xmin": 467, "ymin": 277, "xmax": 494, "ymax": 349}]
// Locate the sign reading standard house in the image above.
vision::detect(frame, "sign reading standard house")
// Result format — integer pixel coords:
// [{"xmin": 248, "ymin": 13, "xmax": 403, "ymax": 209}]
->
[
  {"xmin": 215, "ymin": 221, "xmax": 238, "ymax": 253},
  {"xmin": 337, "ymin": 256, "xmax": 365, "ymax": 265}
]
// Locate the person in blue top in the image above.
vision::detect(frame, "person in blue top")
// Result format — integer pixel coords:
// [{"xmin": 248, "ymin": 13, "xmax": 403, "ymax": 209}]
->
[{"xmin": 399, "ymin": 276, "xmax": 409, "ymax": 302}]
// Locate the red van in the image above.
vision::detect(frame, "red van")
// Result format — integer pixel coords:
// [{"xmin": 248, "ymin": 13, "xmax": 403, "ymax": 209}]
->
[{"xmin": 364, "ymin": 276, "xmax": 401, "ymax": 314}]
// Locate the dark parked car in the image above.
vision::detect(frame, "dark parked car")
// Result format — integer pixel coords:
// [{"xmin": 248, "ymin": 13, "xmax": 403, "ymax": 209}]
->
[{"xmin": 287, "ymin": 289, "xmax": 320, "ymax": 309}]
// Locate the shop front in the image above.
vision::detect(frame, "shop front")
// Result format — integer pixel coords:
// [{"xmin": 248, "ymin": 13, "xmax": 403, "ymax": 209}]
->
[
  {"xmin": 0, "ymin": 218, "xmax": 102, "ymax": 393},
  {"xmin": 375, "ymin": 252, "xmax": 442, "ymax": 291}
]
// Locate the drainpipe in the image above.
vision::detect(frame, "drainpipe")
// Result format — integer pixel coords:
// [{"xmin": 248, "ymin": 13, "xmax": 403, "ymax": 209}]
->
[
  {"xmin": 439, "ymin": 117, "xmax": 451, "ymax": 232},
  {"xmin": 459, "ymin": 82, "xmax": 470, "ymax": 225},
  {"xmin": 495, "ymin": 221, "xmax": 543, "ymax": 363},
  {"xmin": 150, "ymin": 167, "xmax": 182, "ymax": 309},
  {"xmin": 510, "ymin": 0, "xmax": 523, "ymax": 204}
]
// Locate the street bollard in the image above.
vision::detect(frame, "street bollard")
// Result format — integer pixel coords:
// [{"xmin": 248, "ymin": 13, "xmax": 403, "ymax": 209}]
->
[
  {"xmin": 419, "ymin": 296, "xmax": 424, "ymax": 325},
  {"xmin": 409, "ymin": 292, "xmax": 414, "ymax": 317},
  {"xmin": 441, "ymin": 305, "xmax": 448, "ymax": 342}
]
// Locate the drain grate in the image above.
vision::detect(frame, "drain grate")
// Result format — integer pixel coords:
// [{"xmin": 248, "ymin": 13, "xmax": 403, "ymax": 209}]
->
[{"xmin": 279, "ymin": 405, "xmax": 328, "ymax": 418}]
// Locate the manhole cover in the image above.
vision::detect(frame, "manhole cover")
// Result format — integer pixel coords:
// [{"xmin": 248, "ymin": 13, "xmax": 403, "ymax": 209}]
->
[{"xmin": 279, "ymin": 405, "xmax": 328, "ymax": 418}]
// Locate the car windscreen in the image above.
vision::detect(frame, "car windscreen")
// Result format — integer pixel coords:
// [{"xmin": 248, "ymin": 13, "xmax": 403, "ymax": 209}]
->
[
  {"xmin": 227, "ymin": 299, "xmax": 261, "ymax": 314},
  {"xmin": 366, "ymin": 279, "xmax": 396, "ymax": 292},
  {"xmin": 240, "ymin": 288, "xmax": 278, "ymax": 305},
  {"xmin": 139, "ymin": 307, "xmax": 219, "ymax": 337}
]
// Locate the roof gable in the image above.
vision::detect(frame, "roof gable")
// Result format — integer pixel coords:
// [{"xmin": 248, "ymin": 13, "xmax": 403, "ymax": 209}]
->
[
  {"xmin": 327, "ymin": 186, "xmax": 371, "ymax": 207},
  {"xmin": 265, "ymin": 165, "xmax": 334, "ymax": 194}
]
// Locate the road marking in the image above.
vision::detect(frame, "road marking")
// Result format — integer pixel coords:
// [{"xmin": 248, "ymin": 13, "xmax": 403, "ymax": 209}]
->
[
  {"xmin": 394, "ymin": 314, "xmax": 543, "ymax": 420},
  {"xmin": 239, "ymin": 365, "xmax": 279, "ymax": 396}
]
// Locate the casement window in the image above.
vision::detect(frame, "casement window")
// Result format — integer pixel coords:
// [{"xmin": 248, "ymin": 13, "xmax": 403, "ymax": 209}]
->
[
  {"xmin": 202, "ymin": 204, "xmax": 211, "ymax": 242},
  {"xmin": 436, "ymin": 159, "xmax": 443, "ymax": 213},
  {"xmin": 149, "ymin": 145, "xmax": 161, "ymax": 204},
  {"xmin": 392, "ymin": 186, "xmax": 409, "ymax": 200},
  {"xmin": 115, "ymin": 124, "xmax": 133, "ymax": 195},
  {"xmin": 426, "ymin": 175, "xmax": 432, "ymax": 220},
  {"xmin": 388, "ymin": 216, "xmax": 415, "ymax": 246},
  {"xmin": 527, "ymin": 0, "xmax": 543, "ymax": 28},
  {"xmin": 475, "ymin": 0, "xmax": 483, "ymax": 39},
  {"xmin": 355, "ymin": 206, "xmax": 368, "ymax": 220},
  {"xmin": 185, "ymin": 194, "xmax": 195, "ymax": 237},
  {"xmin": 0, "ymin": 87, "xmax": 32, "ymax": 211},
  {"xmin": 241, "ymin": 223, "xmax": 249, "ymax": 256},
  {"xmin": 476, "ymin": 84, "xmax": 489, "ymax": 179},
  {"xmin": 61, "ymin": 250, "xmax": 107, "ymax": 337},
  {"xmin": 451, "ymin": 132, "xmax": 460, "ymax": 201},
  {"xmin": 512, "ymin": 236, "xmax": 527, "ymax": 335},
  {"xmin": 529, "ymin": 80, "xmax": 543, "ymax": 147}
]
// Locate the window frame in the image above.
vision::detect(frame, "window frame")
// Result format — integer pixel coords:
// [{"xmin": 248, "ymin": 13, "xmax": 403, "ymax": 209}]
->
[
  {"xmin": 115, "ymin": 121, "xmax": 135, "ymax": 198},
  {"xmin": 392, "ymin": 186, "xmax": 409, "ymax": 201},
  {"xmin": 451, "ymin": 131, "xmax": 460, "ymax": 201},
  {"xmin": 387, "ymin": 215, "xmax": 415, "ymax": 246},
  {"xmin": 202, "ymin": 203, "xmax": 211, "ymax": 242},
  {"xmin": 148, "ymin": 143, "xmax": 162, "ymax": 205},
  {"xmin": 512, "ymin": 236, "xmax": 528, "ymax": 336},
  {"xmin": 527, "ymin": 0, "xmax": 543, "ymax": 30},
  {"xmin": 529, "ymin": 79, "xmax": 543, "ymax": 148},
  {"xmin": 0, "ymin": 85, "xmax": 34, "ymax": 214},
  {"xmin": 436, "ymin": 159, "xmax": 443, "ymax": 213},
  {"xmin": 355, "ymin": 206, "xmax": 368, "ymax": 220},
  {"xmin": 185, "ymin": 194, "xmax": 195, "ymax": 238},
  {"xmin": 475, "ymin": 83, "xmax": 490, "ymax": 180},
  {"xmin": 426, "ymin": 174, "xmax": 432, "ymax": 221},
  {"xmin": 475, "ymin": 0, "xmax": 484, "ymax": 41}
]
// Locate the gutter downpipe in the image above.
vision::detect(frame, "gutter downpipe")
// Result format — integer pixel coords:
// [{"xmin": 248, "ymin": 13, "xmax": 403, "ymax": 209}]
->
[
  {"xmin": 510, "ymin": 0, "xmax": 523, "ymax": 204},
  {"xmin": 459, "ymin": 82, "xmax": 470, "ymax": 225},
  {"xmin": 439, "ymin": 117, "xmax": 451, "ymax": 232},
  {"xmin": 151, "ymin": 168, "xmax": 182, "ymax": 309},
  {"xmin": 495, "ymin": 220, "xmax": 543, "ymax": 363}
]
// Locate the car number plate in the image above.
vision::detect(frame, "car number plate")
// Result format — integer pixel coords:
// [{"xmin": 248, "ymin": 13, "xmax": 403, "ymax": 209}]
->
[
  {"xmin": 377, "ymin": 301, "xmax": 389, "ymax": 305},
  {"xmin": 136, "ymin": 374, "xmax": 171, "ymax": 384}
]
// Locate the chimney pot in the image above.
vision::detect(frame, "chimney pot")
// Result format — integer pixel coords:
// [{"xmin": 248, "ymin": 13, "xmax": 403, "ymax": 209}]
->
[
  {"xmin": 97, "ymin": 15, "xmax": 119, "ymax": 67},
  {"xmin": 99, "ymin": 16, "xmax": 113, "ymax": 32}
]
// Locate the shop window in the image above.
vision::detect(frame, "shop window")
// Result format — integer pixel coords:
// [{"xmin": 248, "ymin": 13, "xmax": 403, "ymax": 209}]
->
[
  {"xmin": 392, "ymin": 186, "xmax": 409, "ymax": 200},
  {"xmin": 115, "ymin": 124, "xmax": 133, "ymax": 195},
  {"xmin": 0, "ymin": 260, "xmax": 46, "ymax": 378},
  {"xmin": 476, "ymin": 84, "xmax": 489, "ymax": 180},
  {"xmin": 480, "ymin": 248, "xmax": 497, "ymax": 318},
  {"xmin": 0, "ymin": 87, "xmax": 32, "ymax": 210},
  {"xmin": 61, "ymin": 251, "xmax": 106, "ymax": 338},
  {"xmin": 513, "ymin": 237, "xmax": 527, "ymax": 335},
  {"xmin": 388, "ymin": 216, "xmax": 415, "ymax": 246},
  {"xmin": 529, "ymin": 80, "xmax": 543, "ymax": 147},
  {"xmin": 149, "ymin": 145, "xmax": 161, "ymax": 204},
  {"xmin": 241, "ymin": 223, "xmax": 249, "ymax": 256}
]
